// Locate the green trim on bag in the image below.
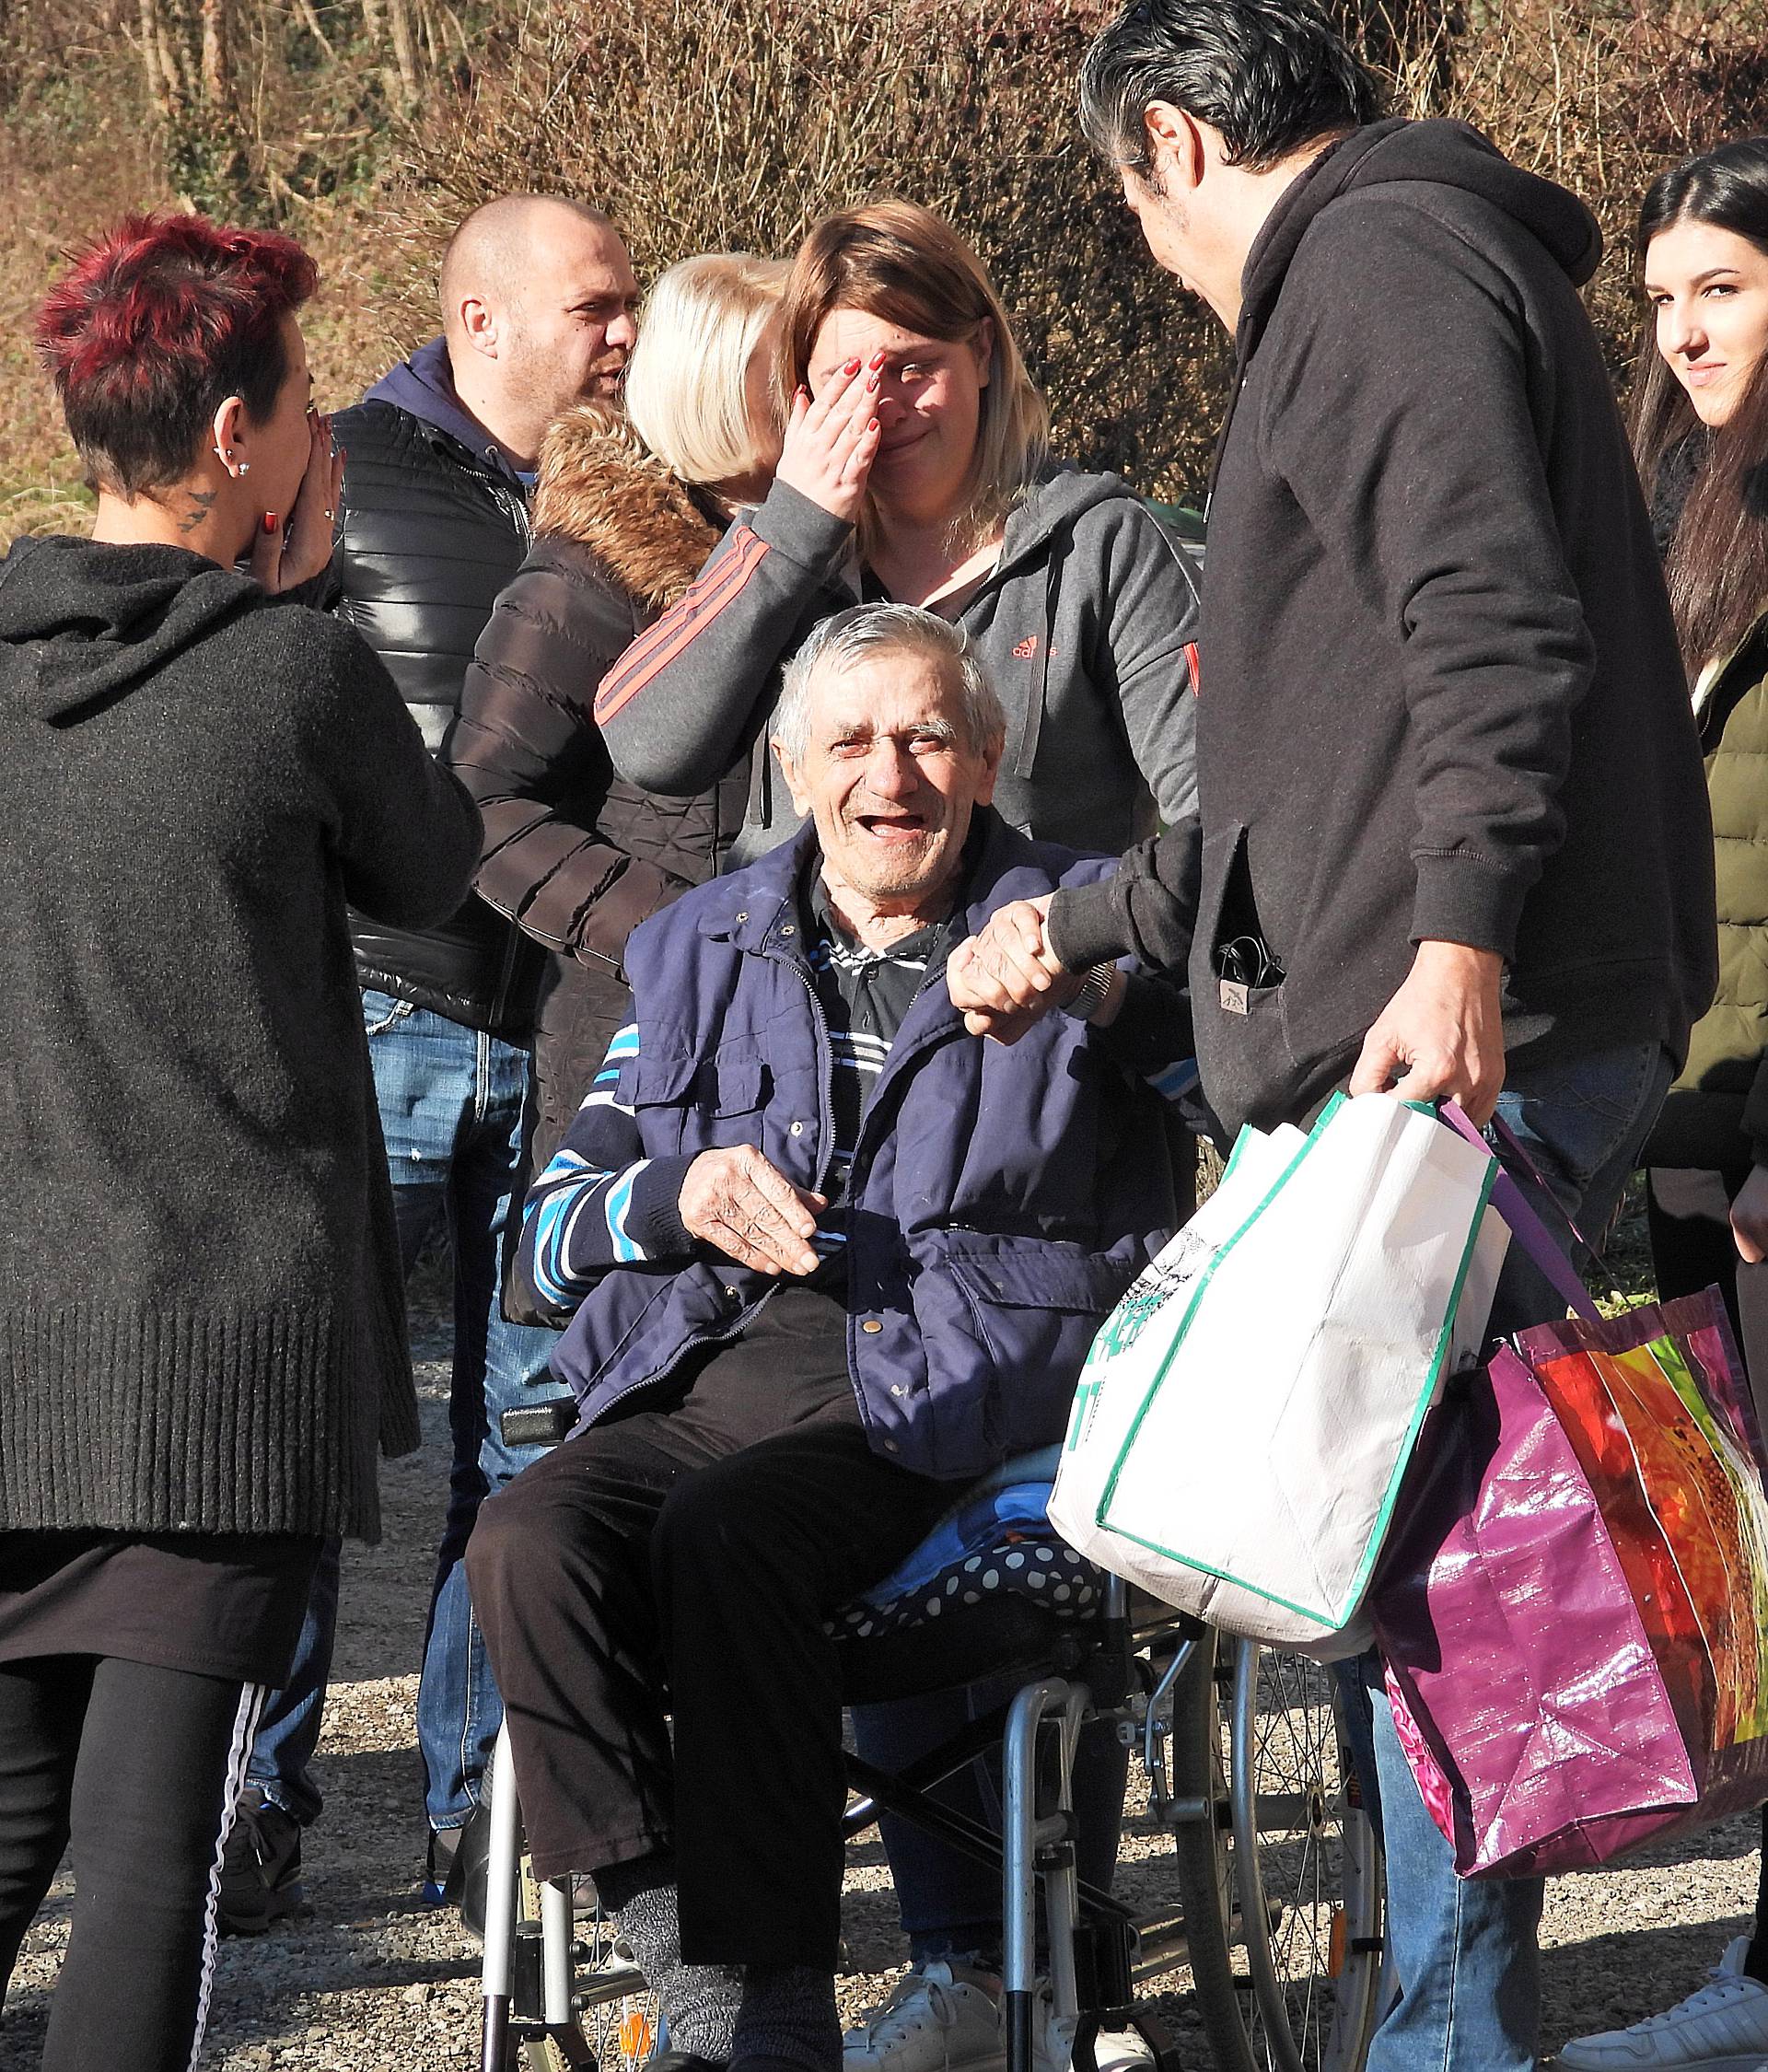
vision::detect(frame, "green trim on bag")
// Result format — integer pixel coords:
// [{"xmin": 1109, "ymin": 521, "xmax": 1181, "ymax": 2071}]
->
[
  {"xmin": 1094, "ymin": 1106, "xmax": 1329, "ymax": 1517},
  {"xmin": 1093, "ymin": 1105, "xmax": 1497, "ymax": 1630},
  {"xmin": 1219, "ymin": 1123, "xmax": 1260, "ymax": 1186}
]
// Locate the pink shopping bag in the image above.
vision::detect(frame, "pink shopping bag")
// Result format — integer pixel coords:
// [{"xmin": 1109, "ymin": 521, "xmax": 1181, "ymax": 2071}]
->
[{"xmin": 1369, "ymin": 1114, "xmax": 1768, "ymax": 1878}]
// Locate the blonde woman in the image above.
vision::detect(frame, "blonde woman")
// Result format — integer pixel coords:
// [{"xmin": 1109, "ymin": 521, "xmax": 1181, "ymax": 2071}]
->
[
  {"xmin": 443, "ymin": 252, "xmax": 786, "ymax": 1260},
  {"xmin": 596, "ymin": 201, "xmax": 1201, "ymax": 866}
]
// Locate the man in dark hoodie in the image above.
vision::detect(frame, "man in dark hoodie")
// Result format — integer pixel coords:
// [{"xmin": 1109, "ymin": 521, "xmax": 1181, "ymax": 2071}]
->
[
  {"xmin": 948, "ymin": 5, "xmax": 1718, "ymax": 2069},
  {"xmin": 224, "ymin": 194, "xmax": 644, "ymax": 1931}
]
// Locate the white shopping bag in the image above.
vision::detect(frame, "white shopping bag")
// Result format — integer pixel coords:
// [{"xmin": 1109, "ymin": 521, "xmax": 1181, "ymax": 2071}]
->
[{"xmin": 1049, "ymin": 1093, "xmax": 1506, "ymax": 1658}]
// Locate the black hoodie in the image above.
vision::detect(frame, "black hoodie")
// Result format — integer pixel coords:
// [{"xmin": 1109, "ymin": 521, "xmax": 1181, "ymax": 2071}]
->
[
  {"xmin": 0, "ymin": 536, "xmax": 480, "ymax": 1539},
  {"xmin": 1050, "ymin": 120, "xmax": 1717, "ymax": 1137}
]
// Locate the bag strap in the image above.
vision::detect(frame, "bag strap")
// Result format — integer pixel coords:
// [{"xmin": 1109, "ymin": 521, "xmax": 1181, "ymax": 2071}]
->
[{"xmin": 1438, "ymin": 1102, "xmax": 1603, "ymax": 1324}]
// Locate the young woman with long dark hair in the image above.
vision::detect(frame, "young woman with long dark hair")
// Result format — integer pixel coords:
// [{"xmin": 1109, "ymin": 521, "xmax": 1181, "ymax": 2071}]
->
[{"xmin": 1560, "ymin": 135, "xmax": 1768, "ymax": 2072}]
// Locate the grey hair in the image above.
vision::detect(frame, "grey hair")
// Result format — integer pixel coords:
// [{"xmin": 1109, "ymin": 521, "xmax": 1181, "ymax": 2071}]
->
[{"xmin": 773, "ymin": 604, "xmax": 1006, "ymax": 762}]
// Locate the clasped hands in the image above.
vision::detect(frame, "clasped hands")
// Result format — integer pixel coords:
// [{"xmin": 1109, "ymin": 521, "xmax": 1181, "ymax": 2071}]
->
[{"xmin": 947, "ymin": 899, "xmax": 1508, "ymax": 1126}]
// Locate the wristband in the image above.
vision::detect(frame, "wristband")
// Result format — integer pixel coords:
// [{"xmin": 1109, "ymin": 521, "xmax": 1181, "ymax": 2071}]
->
[{"xmin": 1060, "ymin": 963, "xmax": 1118, "ymax": 1021}]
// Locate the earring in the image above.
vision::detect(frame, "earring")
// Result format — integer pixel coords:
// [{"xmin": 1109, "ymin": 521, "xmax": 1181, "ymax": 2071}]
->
[{"xmin": 211, "ymin": 446, "xmax": 249, "ymax": 476}]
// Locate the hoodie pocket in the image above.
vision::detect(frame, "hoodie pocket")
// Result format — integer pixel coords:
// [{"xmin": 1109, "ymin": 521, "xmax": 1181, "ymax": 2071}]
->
[{"xmin": 1200, "ymin": 822, "xmax": 1285, "ymax": 1019}]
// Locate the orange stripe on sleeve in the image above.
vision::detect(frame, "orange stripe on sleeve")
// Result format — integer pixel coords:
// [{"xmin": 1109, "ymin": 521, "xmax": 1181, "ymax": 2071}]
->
[{"xmin": 594, "ymin": 530, "xmax": 771, "ymax": 723}]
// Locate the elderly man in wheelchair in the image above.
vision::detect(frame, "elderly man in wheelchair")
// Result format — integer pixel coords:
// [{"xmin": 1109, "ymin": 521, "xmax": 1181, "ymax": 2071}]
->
[{"xmin": 466, "ymin": 602, "xmax": 1190, "ymax": 2072}]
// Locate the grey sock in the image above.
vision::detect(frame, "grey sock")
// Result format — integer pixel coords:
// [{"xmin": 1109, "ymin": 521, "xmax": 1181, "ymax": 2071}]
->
[
  {"xmin": 606, "ymin": 1869, "xmax": 742, "ymax": 2065},
  {"xmin": 729, "ymin": 1963, "xmax": 842, "ymax": 2072}
]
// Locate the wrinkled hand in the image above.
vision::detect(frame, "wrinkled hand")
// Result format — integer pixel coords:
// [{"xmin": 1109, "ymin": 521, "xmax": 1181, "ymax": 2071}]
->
[
  {"xmin": 1348, "ymin": 940, "xmax": 1506, "ymax": 1123},
  {"xmin": 947, "ymin": 895, "xmax": 1078, "ymax": 1043},
  {"xmin": 251, "ymin": 409, "xmax": 343, "ymax": 594},
  {"xmin": 774, "ymin": 352, "xmax": 881, "ymax": 526},
  {"xmin": 1731, "ymin": 1163, "xmax": 1768, "ymax": 1265},
  {"xmin": 678, "ymin": 1144, "xmax": 825, "ymax": 1276}
]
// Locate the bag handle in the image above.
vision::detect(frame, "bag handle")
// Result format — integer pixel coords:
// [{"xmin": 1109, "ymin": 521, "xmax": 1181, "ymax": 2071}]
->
[{"xmin": 1438, "ymin": 1102, "xmax": 1603, "ymax": 1324}]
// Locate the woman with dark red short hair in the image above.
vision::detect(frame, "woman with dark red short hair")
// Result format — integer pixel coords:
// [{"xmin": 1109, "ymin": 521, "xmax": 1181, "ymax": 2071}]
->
[{"xmin": 0, "ymin": 214, "xmax": 480, "ymax": 2066}]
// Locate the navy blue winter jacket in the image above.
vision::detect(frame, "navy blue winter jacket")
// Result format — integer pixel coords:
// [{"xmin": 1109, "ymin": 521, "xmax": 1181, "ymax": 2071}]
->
[{"xmin": 521, "ymin": 810, "xmax": 1181, "ymax": 1480}]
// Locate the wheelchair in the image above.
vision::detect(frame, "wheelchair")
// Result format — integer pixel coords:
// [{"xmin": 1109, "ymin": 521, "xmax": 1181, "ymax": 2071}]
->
[{"xmin": 476, "ymin": 1438, "xmax": 1387, "ymax": 2072}]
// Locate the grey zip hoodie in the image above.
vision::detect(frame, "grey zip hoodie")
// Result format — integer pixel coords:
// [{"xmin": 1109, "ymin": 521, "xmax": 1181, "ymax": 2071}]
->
[{"xmin": 594, "ymin": 464, "xmax": 1201, "ymax": 866}]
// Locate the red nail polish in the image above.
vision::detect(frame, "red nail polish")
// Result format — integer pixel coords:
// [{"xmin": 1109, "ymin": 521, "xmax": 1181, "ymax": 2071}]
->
[
  {"xmin": 869, "ymin": 348, "xmax": 888, "ymax": 368},
  {"xmin": 843, "ymin": 356, "xmax": 862, "ymax": 376},
  {"xmin": 867, "ymin": 373, "xmax": 880, "ymax": 392},
  {"xmin": 262, "ymin": 513, "xmax": 278, "ymax": 533}
]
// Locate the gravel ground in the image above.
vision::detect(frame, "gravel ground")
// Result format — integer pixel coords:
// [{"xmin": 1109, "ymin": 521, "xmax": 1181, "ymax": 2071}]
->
[{"xmin": 3, "ymin": 1270, "xmax": 1762, "ymax": 2070}]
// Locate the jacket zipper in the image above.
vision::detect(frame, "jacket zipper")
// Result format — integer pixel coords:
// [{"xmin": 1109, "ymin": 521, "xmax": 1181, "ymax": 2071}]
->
[{"xmin": 487, "ymin": 921, "xmax": 525, "ymax": 1033}]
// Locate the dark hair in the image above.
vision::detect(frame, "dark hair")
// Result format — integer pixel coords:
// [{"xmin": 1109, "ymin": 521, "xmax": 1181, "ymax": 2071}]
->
[
  {"xmin": 1078, "ymin": 0, "xmax": 1380, "ymax": 177},
  {"xmin": 36, "ymin": 212, "xmax": 318, "ymax": 496},
  {"xmin": 1632, "ymin": 138, "xmax": 1768, "ymax": 672}
]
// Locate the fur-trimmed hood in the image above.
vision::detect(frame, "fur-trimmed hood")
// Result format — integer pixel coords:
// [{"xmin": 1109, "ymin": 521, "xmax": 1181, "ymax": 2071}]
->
[{"xmin": 530, "ymin": 403, "xmax": 724, "ymax": 612}]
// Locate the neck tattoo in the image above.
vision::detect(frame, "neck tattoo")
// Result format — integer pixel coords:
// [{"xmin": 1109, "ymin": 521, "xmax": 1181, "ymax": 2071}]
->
[{"xmin": 177, "ymin": 489, "xmax": 217, "ymax": 535}]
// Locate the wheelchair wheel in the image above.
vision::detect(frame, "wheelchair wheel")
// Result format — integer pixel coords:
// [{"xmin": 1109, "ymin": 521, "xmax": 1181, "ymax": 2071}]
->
[
  {"xmin": 514, "ymin": 1856, "xmax": 660, "ymax": 2072},
  {"xmin": 1162, "ymin": 1622, "xmax": 1253, "ymax": 2067},
  {"xmin": 1228, "ymin": 1643, "xmax": 1384, "ymax": 2072},
  {"xmin": 1163, "ymin": 1635, "xmax": 1382, "ymax": 2072}
]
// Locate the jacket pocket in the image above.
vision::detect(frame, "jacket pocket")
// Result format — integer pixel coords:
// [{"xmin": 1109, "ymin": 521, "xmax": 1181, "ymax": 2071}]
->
[
  {"xmin": 941, "ymin": 1235, "xmax": 1133, "ymax": 1314},
  {"xmin": 1198, "ymin": 822, "xmax": 1285, "ymax": 1019},
  {"xmin": 919, "ymin": 1234, "xmax": 1138, "ymax": 1464},
  {"xmin": 618, "ymin": 1048, "xmax": 772, "ymax": 1157}
]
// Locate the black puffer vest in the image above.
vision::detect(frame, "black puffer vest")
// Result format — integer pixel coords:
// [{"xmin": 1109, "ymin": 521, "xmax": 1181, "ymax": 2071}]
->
[{"xmin": 334, "ymin": 384, "xmax": 541, "ymax": 1036}]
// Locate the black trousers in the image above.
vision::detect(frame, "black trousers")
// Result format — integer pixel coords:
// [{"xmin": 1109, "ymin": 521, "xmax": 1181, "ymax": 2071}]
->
[
  {"xmin": 467, "ymin": 1288, "xmax": 960, "ymax": 1969},
  {"xmin": 1646, "ymin": 1162, "xmax": 1768, "ymax": 1948},
  {"xmin": 0, "ymin": 1655, "xmax": 261, "ymax": 2071}
]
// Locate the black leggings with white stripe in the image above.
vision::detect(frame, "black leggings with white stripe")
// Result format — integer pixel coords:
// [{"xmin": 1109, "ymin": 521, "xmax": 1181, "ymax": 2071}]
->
[{"xmin": 0, "ymin": 1655, "xmax": 260, "ymax": 2070}]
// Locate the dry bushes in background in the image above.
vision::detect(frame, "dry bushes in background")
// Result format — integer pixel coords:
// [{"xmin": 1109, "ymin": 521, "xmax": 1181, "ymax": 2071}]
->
[
  {"xmin": 387, "ymin": 0, "xmax": 1228, "ymax": 500},
  {"xmin": 6, "ymin": 0, "xmax": 1768, "ymax": 537},
  {"xmin": 382, "ymin": 0, "xmax": 1768, "ymax": 503}
]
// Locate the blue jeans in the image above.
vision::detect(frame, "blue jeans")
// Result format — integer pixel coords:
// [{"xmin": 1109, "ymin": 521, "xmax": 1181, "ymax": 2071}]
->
[
  {"xmin": 248, "ymin": 991, "xmax": 565, "ymax": 1833},
  {"xmin": 1362, "ymin": 1040, "xmax": 1675, "ymax": 2072}
]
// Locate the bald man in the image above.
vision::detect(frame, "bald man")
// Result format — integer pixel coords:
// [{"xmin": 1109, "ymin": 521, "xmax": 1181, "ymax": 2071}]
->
[
  {"xmin": 437, "ymin": 194, "xmax": 639, "ymax": 467},
  {"xmin": 216, "ymin": 196, "xmax": 641, "ymax": 1936}
]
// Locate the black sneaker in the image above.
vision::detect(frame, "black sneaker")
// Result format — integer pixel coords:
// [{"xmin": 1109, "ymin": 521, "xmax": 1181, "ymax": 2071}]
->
[{"xmin": 217, "ymin": 1788, "xmax": 307, "ymax": 1937}]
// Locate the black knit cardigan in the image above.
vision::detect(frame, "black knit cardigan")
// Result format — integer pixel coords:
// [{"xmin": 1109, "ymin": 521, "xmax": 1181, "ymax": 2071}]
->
[{"xmin": 0, "ymin": 537, "xmax": 483, "ymax": 1541}]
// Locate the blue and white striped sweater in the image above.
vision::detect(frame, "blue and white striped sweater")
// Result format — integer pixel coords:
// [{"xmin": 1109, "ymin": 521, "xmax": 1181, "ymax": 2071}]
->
[{"xmin": 522, "ymin": 1024, "xmax": 682, "ymax": 1308}]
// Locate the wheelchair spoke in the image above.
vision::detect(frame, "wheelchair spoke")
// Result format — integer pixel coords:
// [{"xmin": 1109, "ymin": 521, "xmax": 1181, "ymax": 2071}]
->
[{"xmin": 1229, "ymin": 1644, "xmax": 1384, "ymax": 2072}]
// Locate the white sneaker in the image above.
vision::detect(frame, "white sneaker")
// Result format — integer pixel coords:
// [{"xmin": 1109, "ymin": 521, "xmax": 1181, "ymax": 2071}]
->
[
  {"xmin": 843, "ymin": 1961, "xmax": 1007, "ymax": 2072},
  {"xmin": 1033, "ymin": 1988, "xmax": 1154, "ymax": 2072},
  {"xmin": 1558, "ymin": 1938, "xmax": 1768, "ymax": 2071}
]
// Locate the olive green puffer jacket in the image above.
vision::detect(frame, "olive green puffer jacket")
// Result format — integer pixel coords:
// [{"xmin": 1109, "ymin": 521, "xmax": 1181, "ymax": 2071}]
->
[{"xmin": 1646, "ymin": 615, "xmax": 1768, "ymax": 1171}]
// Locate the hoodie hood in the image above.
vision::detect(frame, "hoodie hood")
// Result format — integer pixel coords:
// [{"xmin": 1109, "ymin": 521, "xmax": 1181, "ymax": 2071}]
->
[
  {"xmin": 1240, "ymin": 119, "xmax": 1602, "ymax": 358},
  {"xmin": 1001, "ymin": 462, "xmax": 1146, "ymax": 569},
  {"xmin": 0, "ymin": 536, "xmax": 259, "ymax": 723},
  {"xmin": 366, "ymin": 335, "xmax": 520, "ymax": 481}
]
